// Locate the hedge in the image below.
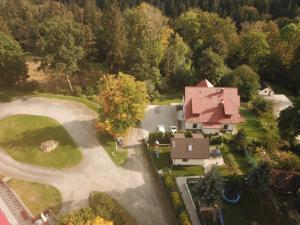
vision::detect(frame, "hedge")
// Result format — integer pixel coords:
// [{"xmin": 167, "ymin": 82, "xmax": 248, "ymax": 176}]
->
[
  {"xmin": 89, "ymin": 192, "xmax": 137, "ymax": 225},
  {"xmin": 148, "ymin": 131, "xmax": 173, "ymax": 146},
  {"xmin": 163, "ymin": 174, "xmax": 192, "ymax": 225}
]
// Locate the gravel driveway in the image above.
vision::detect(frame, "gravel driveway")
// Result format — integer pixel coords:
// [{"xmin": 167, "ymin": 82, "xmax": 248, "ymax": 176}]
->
[{"xmin": 0, "ymin": 97, "xmax": 174, "ymax": 225}]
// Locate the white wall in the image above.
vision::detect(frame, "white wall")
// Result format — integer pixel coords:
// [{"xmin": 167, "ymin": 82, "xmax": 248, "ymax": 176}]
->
[
  {"xmin": 222, "ymin": 124, "xmax": 235, "ymax": 131},
  {"xmin": 185, "ymin": 122, "xmax": 202, "ymax": 130},
  {"xmin": 202, "ymin": 128, "xmax": 221, "ymax": 134},
  {"xmin": 259, "ymin": 88, "xmax": 274, "ymax": 96},
  {"xmin": 173, "ymin": 159, "xmax": 205, "ymax": 166}
]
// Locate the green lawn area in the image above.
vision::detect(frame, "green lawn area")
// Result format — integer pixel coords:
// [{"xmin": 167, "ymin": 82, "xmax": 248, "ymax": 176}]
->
[
  {"xmin": 222, "ymin": 177, "xmax": 296, "ymax": 225},
  {"xmin": 220, "ymin": 144, "xmax": 249, "ymax": 175},
  {"xmin": 0, "ymin": 114, "xmax": 82, "ymax": 168},
  {"xmin": 238, "ymin": 107, "xmax": 265, "ymax": 140},
  {"xmin": 149, "ymin": 146, "xmax": 205, "ymax": 176},
  {"xmin": 8, "ymin": 179, "xmax": 62, "ymax": 216},
  {"xmin": 152, "ymin": 94, "xmax": 182, "ymax": 105},
  {"xmin": 97, "ymin": 132, "xmax": 128, "ymax": 166},
  {"xmin": 0, "ymin": 92, "xmax": 99, "ymax": 112}
]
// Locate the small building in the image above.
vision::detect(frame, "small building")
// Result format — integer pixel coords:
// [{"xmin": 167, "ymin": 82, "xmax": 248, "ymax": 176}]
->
[
  {"xmin": 183, "ymin": 79, "xmax": 243, "ymax": 134},
  {"xmin": 170, "ymin": 134, "xmax": 210, "ymax": 166},
  {"xmin": 259, "ymin": 82, "xmax": 274, "ymax": 96}
]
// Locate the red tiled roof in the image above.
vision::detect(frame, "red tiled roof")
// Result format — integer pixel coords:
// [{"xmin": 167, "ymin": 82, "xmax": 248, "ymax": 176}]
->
[
  {"xmin": 0, "ymin": 209, "xmax": 10, "ymax": 225},
  {"xmin": 196, "ymin": 79, "xmax": 214, "ymax": 87},
  {"xmin": 184, "ymin": 80, "xmax": 242, "ymax": 125}
]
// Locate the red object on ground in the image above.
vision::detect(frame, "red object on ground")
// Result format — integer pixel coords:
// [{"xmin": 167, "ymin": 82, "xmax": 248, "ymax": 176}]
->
[{"xmin": 0, "ymin": 209, "xmax": 11, "ymax": 225}]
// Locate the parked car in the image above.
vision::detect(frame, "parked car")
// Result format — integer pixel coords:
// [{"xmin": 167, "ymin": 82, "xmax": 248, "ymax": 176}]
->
[
  {"xmin": 157, "ymin": 125, "xmax": 165, "ymax": 133},
  {"xmin": 169, "ymin": 125, "xmax": 177, "ymax": 133}
]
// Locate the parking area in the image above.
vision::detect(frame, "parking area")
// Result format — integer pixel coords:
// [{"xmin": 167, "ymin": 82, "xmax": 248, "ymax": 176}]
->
[{"xmin": 141, "ymin": 105, "xmax": 178, "ymax": 133}]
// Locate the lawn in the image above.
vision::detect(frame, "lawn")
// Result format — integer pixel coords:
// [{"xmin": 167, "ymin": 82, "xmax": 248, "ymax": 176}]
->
[
  {"xmin": 8, "ymin": 179, "xmax": 62, "ymax": 216},
  {"xmin": 0, "ymin": 92, "xmax": 99, "ymax": 112},
  {"xmin": 97, "ymin": 132, "xmax": 128, "ymax": 166},
  {"xmin": 152, "ymin": 94, "xmax": 182, "ymax": 105},
  {"xmin": 220, "ymin": 144, "xmax": 249, "ymax": 175},
  {"xmin": 222, "ymin": 177, "xmax": 296, "ymax": 225},
  {"xmin": 149, "ymin": 146, "xmax": 205, "ymax": 176},
  {"xmin": 238, "ymin": 107, "xmax": 265, "ymax": 140},
  {"xmin": 0, "ymin": 114, "xmax": 82, "ymax": 169}
]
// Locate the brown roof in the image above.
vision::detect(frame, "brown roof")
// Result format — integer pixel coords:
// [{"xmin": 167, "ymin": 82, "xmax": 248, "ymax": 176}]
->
[
  {"xmin": 170, "ymin": 137, "xmax": 210, "ymax": 159},
  {"xmin": 184, "ymin": 80, "xmax": 242, "ymax": 125},
  {"xmin": 196, "ymin": 79, "xmax": 214, "ymax": 87}
]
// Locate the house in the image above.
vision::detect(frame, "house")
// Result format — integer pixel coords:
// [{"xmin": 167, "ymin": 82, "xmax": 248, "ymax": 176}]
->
[
  {"xmin": 258, "ymin": 82, "xmax": 274, "ymax": 96},
  {"xmin": 183, "ymin": 79, "xmax": 242, "ymax": 134},
  {"xmin": 170, "ymin": 133, "xmax": 210, "ymax": 166}
]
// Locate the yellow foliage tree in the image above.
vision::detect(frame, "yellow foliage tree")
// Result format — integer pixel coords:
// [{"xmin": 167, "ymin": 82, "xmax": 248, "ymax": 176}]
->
[{"xmin": 84, "ymin": 216, "xmax": 113, "ymax": 225}]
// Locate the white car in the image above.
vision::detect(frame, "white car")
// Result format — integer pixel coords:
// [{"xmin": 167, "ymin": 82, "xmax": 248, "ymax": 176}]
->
[
  {"xmin": 157, "ymin": 125, "xmax": 165, "ymax": 133},
  {"xmin": 169, "ymin": 125, "xmax": 177, "ymax": 133}
]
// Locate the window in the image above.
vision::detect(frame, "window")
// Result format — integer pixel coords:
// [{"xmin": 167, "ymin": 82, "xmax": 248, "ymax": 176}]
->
[
  {"xmin": 183, "ymin": 159, "xmax": 189, "ymax": 162},
  {"xmin": 193, "ymin": 123, "xmax": 197, "ymax": 129},
  {"xmin": 224, "ymin": 124, "xmax": 228, "ymax": 130},
  {"xmin": 188, "ymin": 144, "xmax": 192, "ymax": 151}
]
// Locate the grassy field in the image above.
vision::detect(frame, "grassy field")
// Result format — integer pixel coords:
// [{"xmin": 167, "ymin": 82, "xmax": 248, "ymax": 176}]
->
[
  {"xmin": 238, "ymin": 108, "xmax": 265, "ymax": 140},
  {"xmin": 149, "ymin": 146, "xmax": 204, "ymax": 176},
  {"xmin": 0, "ymin": 92, "xmax": 99, "ymax": 112},
  {"xmin": 222, "ymin": 177, "xmax": 296, "ymax": 225},
  {"xmin": 8, "ymin": 179, "xmax": 62, "ymax": 216},
  {"xmin": 97, "ymin": 132, "xmax": 128, "ymax": 166},
  {"xmin": 0, "ymin": 114, "xmax": 82, "ymax": 168},
  {"xmin": 152, "ymin": 94, "xmax": 182, "ymax": 105}
]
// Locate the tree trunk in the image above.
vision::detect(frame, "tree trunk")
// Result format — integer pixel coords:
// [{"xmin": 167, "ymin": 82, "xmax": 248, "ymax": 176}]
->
[{"xmin": 65, "ymin": 71, "xmax": 74, "ymax": 94}]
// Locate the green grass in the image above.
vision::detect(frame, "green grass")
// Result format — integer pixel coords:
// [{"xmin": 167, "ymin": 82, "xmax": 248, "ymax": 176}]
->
[
  {"xmin": 8, "ymin": 179, "xmax": 62, "ymax": 216},
  {"xmin": 0, "ymin": 115, "xmax": 82, "ymax": 168},
  {"xmin": 220, "ymin": 144, "xmax": 249, "ymax": 175},
  {"xmin": 97, "ymin": 132, "xmax": 128, "ymax": 166},
  {"xmin": 222, "ymin": 177, "xmax": 296, "ymax": 225},
  {"xmin": 238, "ymin": 107, "xmax": 265, "ymax": 140},
  {"xmin": 149, "ymin": 146, "xmax": 205, "ymax": 176},
  {"xmin": 152, "ymin": 94, "xmax": 182, "ymax": 105}
]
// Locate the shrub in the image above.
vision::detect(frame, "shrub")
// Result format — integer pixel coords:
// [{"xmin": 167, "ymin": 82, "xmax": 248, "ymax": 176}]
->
[
  {"xmin": 163, "ymin": 174, "xmax": 175, "ymax": 192},
  {"xmin": 16, "ymin": 80, "xmax": 40, "ymax": 92},
  {"xmin": 250, "ymin": 96, "xmax": 273, "ymax": 116},
  {"xmin": 89, "ymin": 192, "xmax": 137, "ymax": 225},
  {"xmin": 230, "ymin": 129, "xmax": 248, "ymax": 153},
  {"xmin": 248, "ymin": 161, "xmax": 271, "ymax": 192},
  {"xmin": 210, "ymin": 135, "xmax": 223, "ymax": 145},
  {"xmin": 171, "ymin": 191, "xmax": 183, "ymax": 213},
  {"xmin": 179, "ymin": 211, "xmax": 191, "ymax": 225},
  {"xmin": 58, "ymin": 207, "xmax": 95, "ymax": 225},
  {"xmin": 148, "ymin": 131, "xmax": 173, "ymax": 146},
  {"xmin": 184, "ymin": 130, "xmax": 193, "ymax": 138},
  {"xmin": 272, "ymin": 151, "xmax": 300, "ymax": 171}
]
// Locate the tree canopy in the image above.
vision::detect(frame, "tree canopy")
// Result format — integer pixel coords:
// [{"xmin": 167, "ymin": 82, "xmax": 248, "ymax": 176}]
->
[{"xmin": 97, "ymin": 73, "xmax": 149, "ymax": 137}]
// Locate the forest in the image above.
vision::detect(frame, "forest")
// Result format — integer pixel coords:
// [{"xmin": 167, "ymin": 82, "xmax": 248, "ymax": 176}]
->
[{"xmin": 1, "ymin": 0, "xmax": 300, "ymax": 99}]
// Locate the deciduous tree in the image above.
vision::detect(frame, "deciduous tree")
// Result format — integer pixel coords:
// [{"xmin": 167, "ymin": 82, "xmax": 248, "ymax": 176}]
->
[{"xmin": 97, "ymin": 73, "xmax": 149, "ymax": 137}]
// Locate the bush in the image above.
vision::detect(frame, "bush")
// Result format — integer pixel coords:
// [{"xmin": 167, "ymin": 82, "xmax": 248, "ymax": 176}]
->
[
  {"xmin": 272, "ymin": 151, "xmax": 300, "ymax": 171},
  {"xmin": 171, "ymin": 191, "xmax": 183, "ymax": 213},
  {"xmin": 184, "ymin": 130, "xmax": 193, "ymax": 138},
  {"xmin": 210, "ymin": 135, "xmax": 223, "ymax": 145},
  {"xmin": 89, "ymin": 192, "xmax": 137, "ymax": 225},
  {"xmin": 179, "ymin": 211, "xmax": 191, "ymax": 225},
  {"xmin": 248, "ymin": 161, "xmax": 271, "ymax": 192},
  {"xmin": 163, "ymin": 174, "xmax": 175, "ymax": 192},
  {"xmin": 250, "ymin": 96, "xmax": 273, "ymax": 116},
  {"xmin": 16, "ymin": 80, "xmax": 40, "ymax": 92}
]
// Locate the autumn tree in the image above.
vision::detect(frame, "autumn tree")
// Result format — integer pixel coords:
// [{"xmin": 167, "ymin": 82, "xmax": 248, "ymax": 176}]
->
[
  {"xmin": 221, "ymin": 64, "xmax": 260, "ymax": 101},
  {"xmin": 85, "ymin": 217, "xmax": 113, "ymax": 225},
  {"xmin": 0, "ymin": 32, "xmax": 28, "ymax": 88},
  {"xmin": 38, "ymin": 17, "xmax": 94, "ymax": 93},
  {"xmin": 97, "ymin": 73, "xmax": 149, "ymax": 137},
  {"xmin": 100, "ymin": 0, "xmax": 127, "ymax": 73}
]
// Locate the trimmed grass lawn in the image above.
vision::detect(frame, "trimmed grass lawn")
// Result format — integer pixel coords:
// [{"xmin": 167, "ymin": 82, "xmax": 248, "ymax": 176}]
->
[
  {"xmin": 149, "ymin": 146, "xmax": 205, "ymax": 176},
  {"xmin": 97, "ymin": 132, "xmax": 128, "ymax": 166},
  {"xmin": 238, "ymin": 107, "xmax": 265, "ymax": 140},
  {"xmin": 220, "ymin": 144, "xmax": 249, "ymax": 175},
  {"xmin": 222, "ymin": 177, "xmax": 296, "ymax": 225},
  {"xmin": 152, "ymin": 94, "xmax": 182, "ymax": 105},
  {"xmin": 8, "ymin": 179, "xmax": 62, "ymax": 216},
  {"xmin": 0, "ymin": 92, "xmax": 99, "ymax": 112},
  {"xmin": 0, "ymin": 115, "xmax": 82, "ymax": 168}
]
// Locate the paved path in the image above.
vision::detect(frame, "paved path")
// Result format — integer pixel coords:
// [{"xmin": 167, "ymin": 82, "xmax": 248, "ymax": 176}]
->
[{"xmin": 0, "ymin": 97, "xmax": 174, "ymax": 225}]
